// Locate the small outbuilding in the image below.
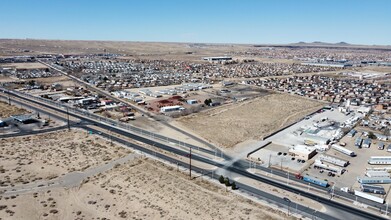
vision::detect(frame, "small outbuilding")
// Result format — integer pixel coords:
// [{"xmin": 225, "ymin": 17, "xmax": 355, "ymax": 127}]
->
[
  {"xmin": 160, "ymin": 105, "xmax": 185, "ymax": 113},
  {"xmin": 11, "ymin": 115, "xmax": 34, "ymax": 124},
  {"xmin": 187, "ymin": 100, "xmax": 197, "ymax": 105}
]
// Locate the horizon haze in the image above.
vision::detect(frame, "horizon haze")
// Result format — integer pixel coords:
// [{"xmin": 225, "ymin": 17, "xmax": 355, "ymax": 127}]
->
[{"xmin": 0, "ymin": 0, "xmax": 390, "ymax": 46}]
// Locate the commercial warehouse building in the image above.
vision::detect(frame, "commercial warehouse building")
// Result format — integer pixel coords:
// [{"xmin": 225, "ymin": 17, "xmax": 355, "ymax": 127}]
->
[
  {"xmin": 288, "ymin": 145, "xmax": 317, "ymax": 160},
  {"xmin": 303, "ymin": 135, "xmax": 330, "ymax": 145},
  {"xmin": 203, "ymin": 56, "xmax": 232, "ymax": 62},
  {"xmin": 301, "ymin": 62, "xmax": 352, "ymax": 68}
]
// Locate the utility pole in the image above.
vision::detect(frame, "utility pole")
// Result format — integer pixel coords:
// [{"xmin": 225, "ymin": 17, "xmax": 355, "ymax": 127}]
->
[
  {"xmin": 66, "ymin": 106, "xmax": 70, "ymax": 130},
  {"xmin": 331, "ymin": 184, "xmax": 335, "ymax": 199},
  {"xmin": 189, "ymin": 147, "xmax": 192, "ymax": 179},
  {"xmin": 110, "ymin": 128, "xmax": 112, "ymax": 145},
  {"xmin": 268, "ymin": 154, "xmax": 271, "ymax": 168},
  {"xmin": 7, "ymin": 91, "xmax": 11, "ymax": 105}
]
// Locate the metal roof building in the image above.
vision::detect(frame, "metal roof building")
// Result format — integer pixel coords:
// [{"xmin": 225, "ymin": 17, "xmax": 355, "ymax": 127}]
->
[
  {"xmin": 368, "ymin": 156, "xmax": 391, "ymax": 165},
  {"xmin": 360, "ymin": 184, "xmax": 386, "ymax": 195},
  {"xmin": 203, "ymin": 56, "xmax": 232, "ymax": 62},
  {"xmin": 160, "ymin": 105, "xmax": 185, "ymax": 113},
  {"xmin": 357, "ymin": 176, "xmax": 391, "ymax": 184},
  {"xmin": 11, "ymin": 114, "xmax": 33, "ymax": 123}
]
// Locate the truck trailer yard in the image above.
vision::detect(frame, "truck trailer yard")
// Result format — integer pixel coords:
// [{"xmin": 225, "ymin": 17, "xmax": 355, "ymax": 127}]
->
[{"xmin": 248, "ymin": 104, "xmax": 391, "ymax": 206}]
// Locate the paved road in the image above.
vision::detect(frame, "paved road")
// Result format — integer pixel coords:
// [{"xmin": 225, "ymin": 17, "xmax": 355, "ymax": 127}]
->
[
  {"xmin": 38, "ymin": 61, "xmax": 220, "ymax": 151},
  {"xmin": 1, "ymin": 88, "xmax": 388, "ymax": 220},
  {"xmin": 2, "ymin": 153, "xmax": 139, "ymax": 196}
]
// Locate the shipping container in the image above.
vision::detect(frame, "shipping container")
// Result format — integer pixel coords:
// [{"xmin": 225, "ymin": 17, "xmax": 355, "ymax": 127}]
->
[
  {"xmin": 331, "ymin": 144, "xmax": 356, "ymax": 157},
  {"xmin": 319, "ymin": 154, "xmax": 349, "ymax": 167},
  {"xmin": 354, "ymin": 190, "xmax": 384, "ymax": 204},
  {"xmin": 360, "ymin": 184, "xmax": 386, "ymax": 195},
  {"xmin": 302, "ymin": 175, "xmax": 328, "ymax": 187}
]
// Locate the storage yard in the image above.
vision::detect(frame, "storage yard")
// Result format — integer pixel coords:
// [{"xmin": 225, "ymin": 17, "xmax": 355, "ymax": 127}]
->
[{"xmin": 248, "ymin": 103, "xmax": 391, "ymax": 205}]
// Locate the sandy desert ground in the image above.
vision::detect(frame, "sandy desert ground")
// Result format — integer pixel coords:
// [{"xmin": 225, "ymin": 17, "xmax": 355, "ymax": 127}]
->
[
  {"xmin": 0, "ymin": 62, "xmax": 48, "ymax": 70},
  {"xmin": 0, "ymin": 128, "xmax": 294, "ymax": 220},
  {"xmin": 0, "ymin": 157, "xmax": 294, "ymax": 220},
  {"xmin": 0, "ymin": 39, "xmax": 250, "ymax": 61},
  {"xmin": 0, "ymin": 100, "xmax": 30, "ymax": 118},
  {"xmin": 177, "ymin": 93, "xmax": 324, "ymax": 148},
  {"xmin": 0, "ymin": 130, "xmax": 131, "ymax": 187}
]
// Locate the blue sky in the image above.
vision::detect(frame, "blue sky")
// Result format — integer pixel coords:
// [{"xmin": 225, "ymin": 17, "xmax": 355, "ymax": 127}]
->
[{"xmin": 1, "ymin": 0, "xmax": 390, "ymax": 45}]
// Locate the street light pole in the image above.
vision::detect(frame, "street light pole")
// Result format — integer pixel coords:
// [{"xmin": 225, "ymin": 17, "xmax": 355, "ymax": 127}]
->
[
  {"xmin": 280, "ymin": 157, "xmax": 283, "ymax": 170},
  {"xmin": 268, "ymin": 154, "xmax": 271, "ymax": 168}
]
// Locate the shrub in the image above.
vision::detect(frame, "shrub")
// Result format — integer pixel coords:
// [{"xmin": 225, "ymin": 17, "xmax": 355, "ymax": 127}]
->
[
  {"xmin": 224, "ymin": 177, "xmax": 230, "ymax": 187},
  {"xmin": 219, "ymin": 175, "xmax": 225, "ymax": 184},
  {"xmin": 368, "ymin": 132, "xmax": 377, "ymax": 140},
  {"xmin": 231, "ymin": 182, "xmax": 237, "ymax": 190}
]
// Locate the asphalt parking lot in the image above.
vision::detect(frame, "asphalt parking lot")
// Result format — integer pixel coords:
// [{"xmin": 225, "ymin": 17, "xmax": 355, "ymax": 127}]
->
[{"xmin": 249, "ymin": 143, "xmax": 310, "ymax": 172}]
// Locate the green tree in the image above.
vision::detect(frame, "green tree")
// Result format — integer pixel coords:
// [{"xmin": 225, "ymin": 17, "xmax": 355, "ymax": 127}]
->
[
  {"xmin": 204, "ymin": 99, "xmax": 212, "ymax": 106},
  {"xmin": 219, "ymin": 175, "xmax": 225, "ymax": 184},
  {"xmin": 368, "ymin": 132, "xmax": 377, "ymax": 140},
  {"xmin": 224, "ymin": 177, "xmax": 230, "ymax": 187},
  {"xmin": 231, "ymin": 182, "xmax": 237, "ymax": 190}
]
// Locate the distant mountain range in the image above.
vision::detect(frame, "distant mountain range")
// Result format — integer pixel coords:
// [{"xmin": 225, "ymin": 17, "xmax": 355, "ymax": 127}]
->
[{"xmin": 293, "ymin": 41, "xmax": 351, "ymax": 46}]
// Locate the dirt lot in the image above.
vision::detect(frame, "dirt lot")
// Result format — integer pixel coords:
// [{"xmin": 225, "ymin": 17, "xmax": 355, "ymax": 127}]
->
[
  {"xmin": 0, "ymin": 130, "xmax": 131, "ymax": 187},
  {"xmin": 0, "ymin": 101, "xmax": 30, "ymax": 118},
  {"xmin": 0, "ymin": 158, "xmax": 293, "ymax": 220},
  {"xmin": 0, "ymin": 62, "xmax": 47, "ymax": 70},
  {"xmin": 177, "ymin": 93, "xmax": 324, "ymax": 148}
]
